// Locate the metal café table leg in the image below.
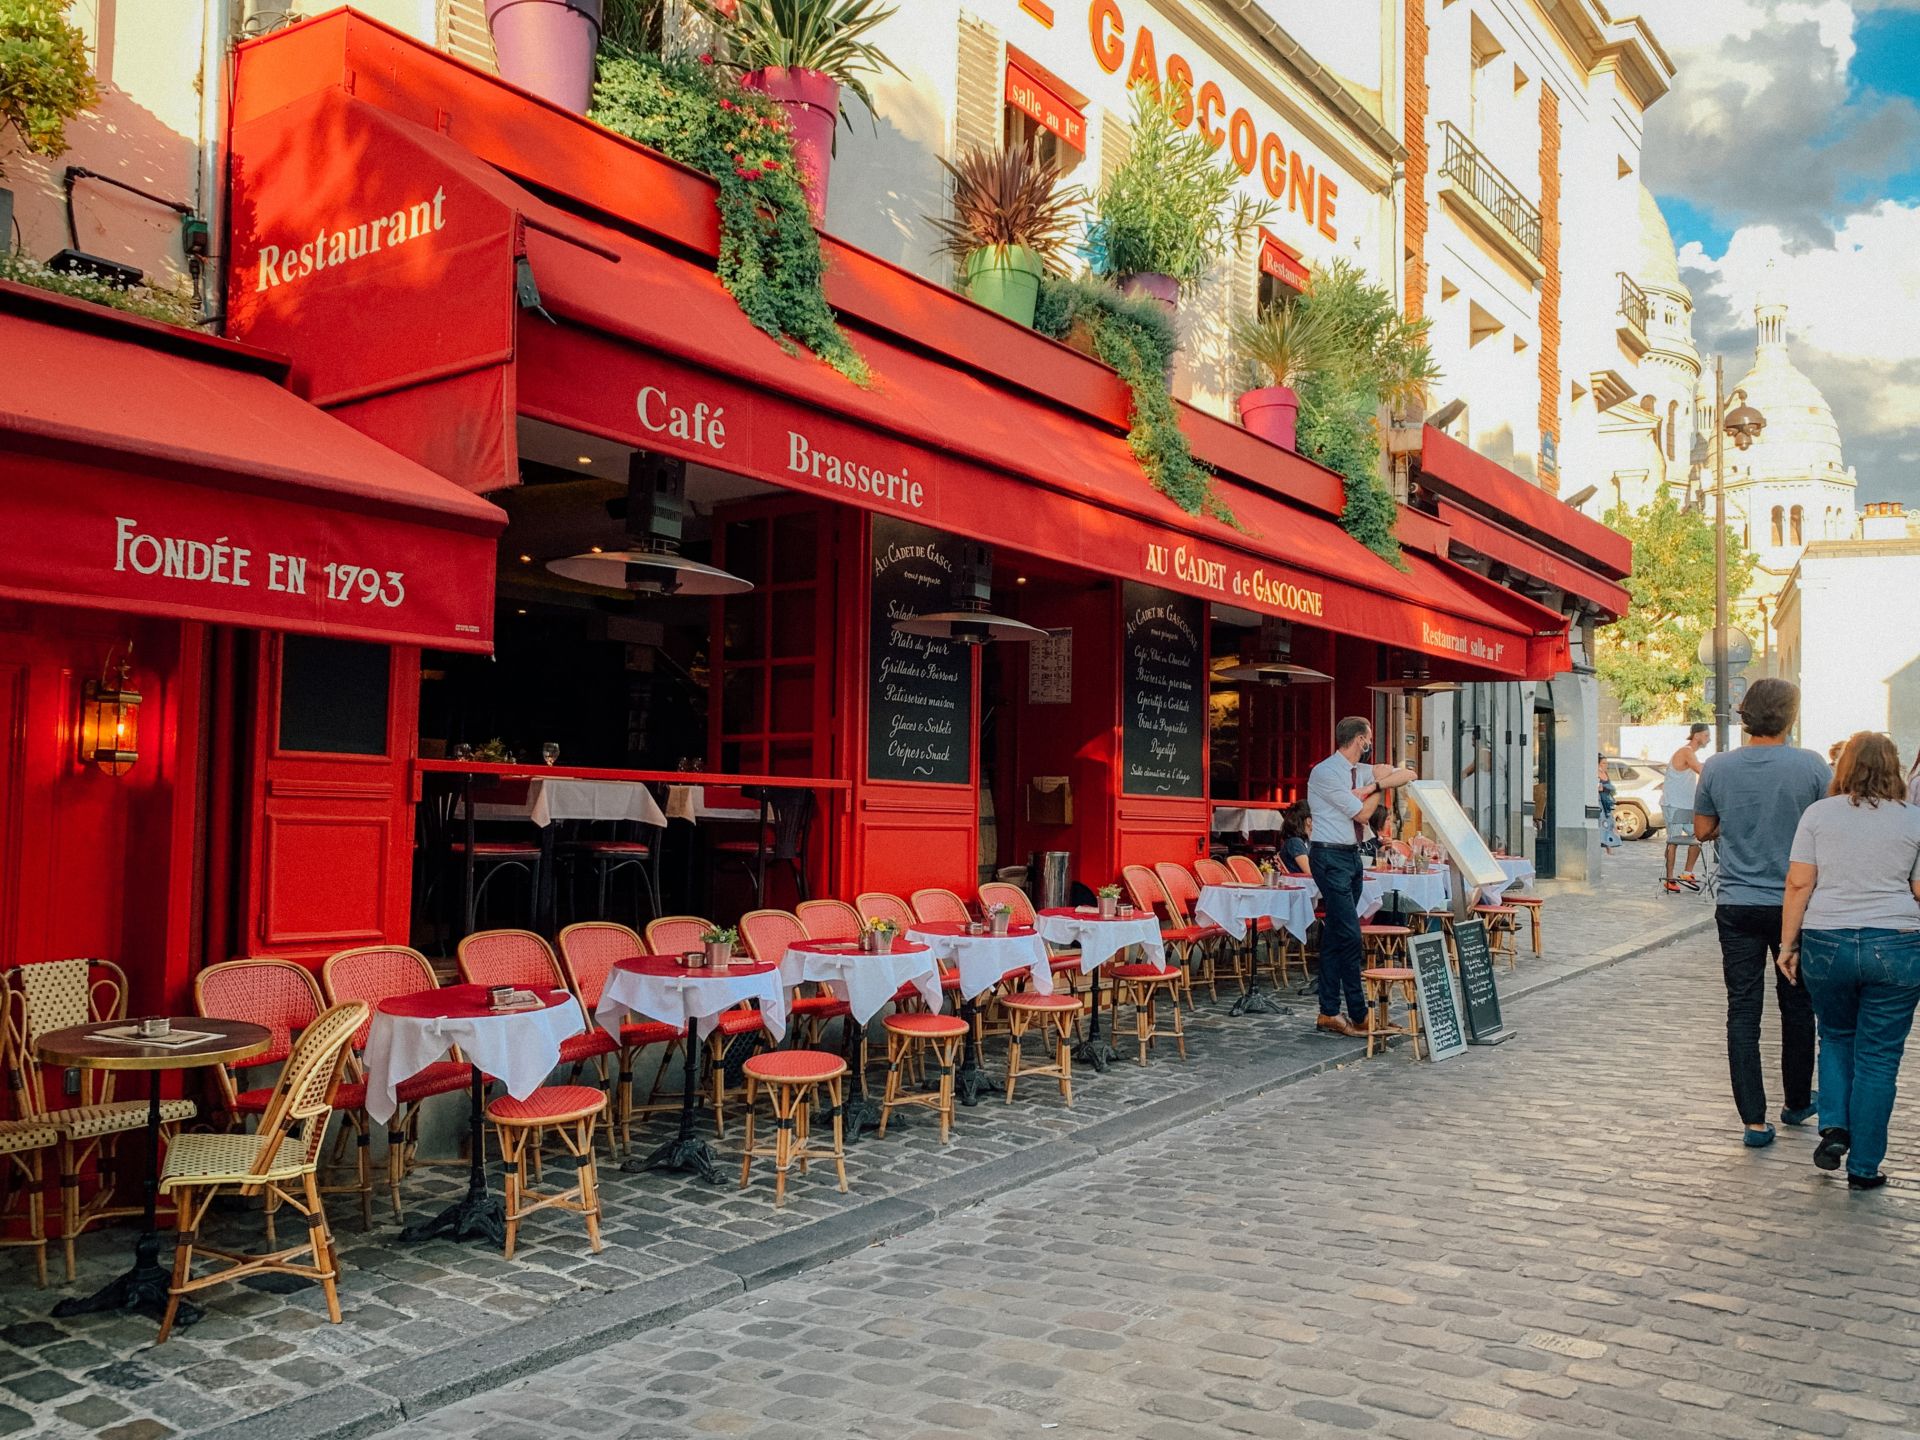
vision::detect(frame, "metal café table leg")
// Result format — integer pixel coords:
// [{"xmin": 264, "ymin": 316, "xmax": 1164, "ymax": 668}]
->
[
  {"xmin": 1071, "ymin": 963, "xmax": 1118, "ymax": 1073},
  {"xmin": 53, "ymin": 1073, "xmax": 190, "ymax": 1324},
  {"xmin": 626, "ymin": 1025, "xmax": 721, "ymax": 1181},
  {"xmin": 1230, "ymin": 921, "xmax": 1288, "ymax": 1017},
  {"xmin": 954, "ymin": 996, "xmax": 989, "ymax": 1107},
  {"xmin": 401, "ymin": 1066, "xmax": 505, "ymax": 1245},
  {"xmin": 839, "ymin": 1015, "xmax": 882, "ymax": 1140}
]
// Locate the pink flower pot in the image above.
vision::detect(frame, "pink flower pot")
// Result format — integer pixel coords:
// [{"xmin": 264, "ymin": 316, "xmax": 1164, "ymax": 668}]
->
[
  {"xmin": 485, "ymin": 0, "xmax": 603, "ymax": 114},
  {"xmin": 1238, "ymin": 385, "xmax": 1300, "ymax": 451},
  {"xmin": 743, "ymin": 66, "xmax": 839, "ymax": 225},
  {"xmin": 1119, "ymin": 271, "xmax": 1179, "ymax": 313}
]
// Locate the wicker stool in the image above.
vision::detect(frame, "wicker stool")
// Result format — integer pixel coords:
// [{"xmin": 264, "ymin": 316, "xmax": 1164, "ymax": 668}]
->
[
  {"xmin": 1111, "ymin": 963, "xmax": 1185, "ymax": 1066},
  {"xmin": 739, "ymin": 1050, "xmax": 847, "ymax": 1208},
  {"xmin": 1474, "ymin": 905, "xmax": 1522, "ymax": 969},
  {"xmin": 1360, "ymin": 966, "xmax": 1421, "ymax": 1058},
  {"xmin": 1360, "ymin": 923, "xmax": 1412, "ymax": 968},
  {"xmin": 878, "ymin": 1012, "xmax": 969, "ymax": 1143},
  {"xmin": 1001, "ymin": 993, "xmax": 1081, "ymax": 1105},
  {"xmin": 487, "ymin": 1085, "xmax": 606, "ymax": 1259},
  {"xmin": 1505, "ymin": 894, "xmax": 1544, "ymax": 953}
]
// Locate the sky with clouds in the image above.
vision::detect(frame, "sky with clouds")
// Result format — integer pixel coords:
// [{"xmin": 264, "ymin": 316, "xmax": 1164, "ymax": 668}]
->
[{"xmin": 1645, "ymin": 0, "xmax": 1920, "ymax": 503}]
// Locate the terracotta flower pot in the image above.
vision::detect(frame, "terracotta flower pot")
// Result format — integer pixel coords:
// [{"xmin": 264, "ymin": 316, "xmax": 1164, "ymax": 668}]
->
[
  {"xmin": 1238, "ymin": 385, "xmax": 1301, "ymax": 451},
  {"xmin": 1118, "ymin": 271, "xmax": 1179, "ymax": 313},
  {"xmin": 484, "ymin": 0, "xmax": 603, "ymax": 114},
  {"xmin": 743, "ymin": 66, "xmax": 839, "ymax": 224},
  {"xmin": 963, "ymin": 244, "xmax": 1044, "ymax": 327}
]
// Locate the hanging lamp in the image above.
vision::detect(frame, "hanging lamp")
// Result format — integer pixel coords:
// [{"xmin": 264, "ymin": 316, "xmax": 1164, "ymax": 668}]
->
[{"xmin": 546, "ymin": 453, "xmax": 753, "ymax": 596}]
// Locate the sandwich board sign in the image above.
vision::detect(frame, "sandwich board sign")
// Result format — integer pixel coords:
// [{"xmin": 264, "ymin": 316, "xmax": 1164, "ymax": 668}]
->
[
  {"xmin": 1407, "ymin": 929, "xmax": 1466, "ymax": 1062},
  {"xmin": 1451, "ymin": 917, "xmax": 1513, "ymax": 1045}
]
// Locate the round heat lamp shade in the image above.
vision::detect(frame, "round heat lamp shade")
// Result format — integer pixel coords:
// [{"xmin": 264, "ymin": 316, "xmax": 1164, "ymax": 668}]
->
[
  {"xmin": 894, "ymin": 610, "xmax": 1050, "ymax": 645},
  {"xmin": 546, "ymin": 548, "xmax": 753, "ymax": 596},
  {"xmin": 1214, "ymin": 662, "xmax": 1333, "ymax": 686}
]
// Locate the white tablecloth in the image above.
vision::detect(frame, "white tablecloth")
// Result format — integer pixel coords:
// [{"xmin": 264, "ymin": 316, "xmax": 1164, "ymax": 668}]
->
[
  {"xmin": 1362, "ymin": 868, "xmax": 1452, "ymax": 917},
  {"xmin": 906, "ymin": 928, "xmax": 1054, "ymax": 1001},
  {"xmin": 664, "ymin": 785, "xmax": 763, "ymax": 823},
  {"xmin": 1194, "ymin": 883, "xmax": 1316, "ymax": 942},
  {"xmin": 472, "ymin": 777, "xmax": 667, "ymax": 829},
  {"xmin": 363, "ymin": 993, "xmax": 583, "ymax": 1124},
  {"xmin": 779, "ymin": 943, "xmax": 940, "ymax": 1023},
  {"xmin": 1487, "ymin": 856, "xmax": 1536, "ymax": 902},
  {"xmin": 1210, "ymin": 806, "xmax": 1288, "ymax": 837},
  {"xmin": 1033, "ymin": 911, "xmax": 1165, "ymax": 973},
  {"xmin": 595, "ymin": 963, "xmax": 787, "ymax": 1043}
]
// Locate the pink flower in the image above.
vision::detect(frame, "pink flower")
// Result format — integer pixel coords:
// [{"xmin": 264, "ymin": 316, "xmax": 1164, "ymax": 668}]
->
[
  {"xmin": 699, "ymin": 53, "xmax": 715, "ymax": 65},
  {"xmin": 761, "ymin": 158, "xmax": 781, "ymax": 171}
]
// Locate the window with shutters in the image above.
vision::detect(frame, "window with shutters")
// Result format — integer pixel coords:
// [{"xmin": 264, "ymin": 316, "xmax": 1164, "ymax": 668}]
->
[
  {"xmin": 954, "ymin": 14, "xmax": 1003, "ymax": 158},
  {"xmin": 438, "ymin": 0, "xmax": 498, "ymax": 72},
  {"xmin": 1099, "ymin": 109, "xmax": 1131, "ymax": 191}
]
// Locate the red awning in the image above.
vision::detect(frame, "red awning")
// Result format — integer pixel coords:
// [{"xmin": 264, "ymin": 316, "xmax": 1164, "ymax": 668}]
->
[
  {"xmin": 0, "ymin": 283, "xmax": 505, "ymax": 651},
  {"xmin": 1434, "ymin": 499, "xmax": 1631, "ymax": 620},
  {"xmin": 1417, "ymin": 426, "xmax": 1631, "ymax": 579},
  {"xmin": 1006, "ymin": 54, "xmax": 1087, "ymax": 151}
]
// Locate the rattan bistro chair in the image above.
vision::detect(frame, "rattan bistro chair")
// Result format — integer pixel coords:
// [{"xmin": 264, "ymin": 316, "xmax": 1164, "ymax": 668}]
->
[
  {"xmin": 644, "ymin": 916, "xmax": 768, "ymax": 1136},
  {"xmin": 0, "ymin": 1010, "xmax": 57, "ymax": 1286},
  {"xmin": 5, "ymin": 958, "xmax": 197, "ymax": 1281},
  {"xmin": 156, "ymin": 1001, "xmax": 367, "ymax": 1343},
  {"xmin": 557, "ymin": 923, "xmax": 685, "ymax": 1150}
]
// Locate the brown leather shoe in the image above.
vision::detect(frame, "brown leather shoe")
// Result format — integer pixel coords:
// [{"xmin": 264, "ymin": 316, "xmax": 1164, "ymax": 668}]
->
[
  {"xmin": 1315, "ymin": 1014, "xmax": 1348, "ymax": 1036},
  {"xmin": 1339, "ymin": 1016, "xmax": 1372, "ymax": 1038}
]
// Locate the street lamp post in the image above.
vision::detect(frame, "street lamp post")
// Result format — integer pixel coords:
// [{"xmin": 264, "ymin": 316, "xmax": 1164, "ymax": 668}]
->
[{"xmin": 1707, "ymin": 355, "xmax": 1768, "ymax": 750}]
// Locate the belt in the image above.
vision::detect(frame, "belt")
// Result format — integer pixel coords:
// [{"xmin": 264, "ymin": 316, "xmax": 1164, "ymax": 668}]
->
[{"xmin": 1309, "ymin": 842, "xmax": 1359, "ymax": 851}]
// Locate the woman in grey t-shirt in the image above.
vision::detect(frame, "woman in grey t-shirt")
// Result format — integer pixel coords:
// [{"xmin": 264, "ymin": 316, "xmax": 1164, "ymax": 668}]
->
[{"xmin": 1781, "ymin": 732, "xmax": 1920, "ymax": 1190}]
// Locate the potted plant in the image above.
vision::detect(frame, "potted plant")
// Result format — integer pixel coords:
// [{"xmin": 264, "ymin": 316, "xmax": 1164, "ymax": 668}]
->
[
  {"xmin": 1234, "ymin": 296, "xmax": 1341, "ymax": 452},
  {"xmin": 485, "ymin": 0, "xmax": 605, "ymax": 113},
  {"xmin": 1, "ymin": 0, "xmax": 96, "ymax": 223},
  {"xmin": 986, "ymin": 902, "xmax": 1012, "ymax": 936},
  {"xmin": 701, "ymin": 925, "xmax": 738, "ymax": 965},
  {"xmin": 929, "ymin": 141, "xmax": 1085, "ymax": 328},
  {"xmin": 1086, "ymin": 83, "xmax": 1274, "ymax": 314},
  {"xmin": 863, "ymin": 916, "xmax": 899, "ymax": 953},
  {"xmin": 1096, "ymin": 883, "xmax": 1122, "ymax": 920},
  {"xmin": 699, "ymin": 0, "xmax": 901, "ymax": 224}
]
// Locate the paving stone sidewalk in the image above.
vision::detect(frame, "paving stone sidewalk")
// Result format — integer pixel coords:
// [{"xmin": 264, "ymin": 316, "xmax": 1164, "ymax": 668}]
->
[
  {"xmin": 0, "ymin": 842, "xmax": 1708, "ymax": 1440},
  {"xmin": 412, "ymin": 921, "xmax": 1920, "ymax": 1440}
]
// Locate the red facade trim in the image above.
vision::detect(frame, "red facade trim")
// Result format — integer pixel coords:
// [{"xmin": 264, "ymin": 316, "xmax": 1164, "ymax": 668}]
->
[
  {"xmin": 1434, "ymin": 499, "xmax": 1630, "ymax": 620},
  {"xmin": 1417, "ymin": 425, "xmax": 1631, "ymax": 578}
]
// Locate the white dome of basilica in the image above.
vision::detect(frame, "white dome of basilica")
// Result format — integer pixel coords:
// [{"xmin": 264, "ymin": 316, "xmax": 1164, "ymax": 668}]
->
[
  {"xmin": 1635, "ymin": 185, "xmax": 1683, "ymax": 293},
  {"xmin": 1729, "ymin": 269, "xmax": 1848, "ymax": 485}
]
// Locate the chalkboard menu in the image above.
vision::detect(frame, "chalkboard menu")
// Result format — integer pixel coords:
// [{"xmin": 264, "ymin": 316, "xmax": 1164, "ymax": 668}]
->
[
  {"xmin": 1408, "ymin": 931, "xmax": 1466, "ymax": 1062},
  {"xmin": 1452, "ymin": 918, "xmax": 1513, "ymax": 1045},
  {"xmin": 1120, "ymin": 583, "xmax": 1206, "ymax": 798},
  {"xmin": 867, "ymin": 517, "xmax": 972, "ymax": 785}
]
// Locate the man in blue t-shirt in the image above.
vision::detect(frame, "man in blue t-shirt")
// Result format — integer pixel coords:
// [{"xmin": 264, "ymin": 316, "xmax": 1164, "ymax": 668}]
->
[{"xmin": 1693, "ymin": 679, "xmax": 1831, "ymax": 1147}]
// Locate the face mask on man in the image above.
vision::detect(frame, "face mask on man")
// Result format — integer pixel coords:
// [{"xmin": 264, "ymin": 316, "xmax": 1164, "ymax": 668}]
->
[{"xmin": 1359, "ymin": 741, "xmax": 1373, "ymax": 763}]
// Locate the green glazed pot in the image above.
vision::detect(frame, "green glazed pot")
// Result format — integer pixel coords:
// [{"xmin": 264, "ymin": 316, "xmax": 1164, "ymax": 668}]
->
[{"xmin": 963, "ymin": 245, "xmax": 1045, "ymax": 327}]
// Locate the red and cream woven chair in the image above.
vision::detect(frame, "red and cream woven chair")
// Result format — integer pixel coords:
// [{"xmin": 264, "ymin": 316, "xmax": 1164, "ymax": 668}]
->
[
  {"xmin": 980, "ymin": 881, "xmax": 1081, "ymax": 995},
  {"xmin": 5, "ymin": 958, "xmax": 197, "ymax": 1282},
  {"xmin": 457, "ymin": 930, "xmax": 619, "ymax": 1153},
  {"xmin": 1192, "ymin": 855, "xmax": 1266, "ymax": 984},
  {"xmin": 487, "ymin": 1084, "xmax": 606, "ymax": 1258},
  {"xmin": 0, "ymin": 1007, "xmax": 58, "ymax": 1286},
  {"xmin": 156, "ymin": 1001, "xmax": 366, "ymax": 1343},
  {"xmin": 908, "ymin": 888, "xmax": 972, "ymax": 926},
  {"xmin": 878, "ymin": 1012, "xmax": 969, "ymax": 1144},
  {"xmin": 742, "ymin": 909, "xmax": 855, "ymax": 1048},
  {"xmin": 1156, "ymin": 861, "xmax": 1242, "ymax": 1000},
  {"xmin": 645, "ymin": 916, "xmax": 767, "ymax": 1136},
  {"xmin": 196, "ymin": 958, "xmax": 373, "ymax": 1235},
  {"xmin": 1120, "ymin": 866, "xmax": 1206, "ymax": 1010},
  {"xmin": 739, "ymin": 1049, "xmax": 848, "ymax": 1208},
  {"xmin": 795, "ymin": 899, "xmax": 863, "ymax": 941},
  {"xmin": 1225, "ymin": 854, "xmax": 1265, "ymax": 885},
  {"xmin": 556, "ymin": 924, "xmax": 686, "ymax": 1150},
  {"xmin": 861, "ymin": 890, "xmax": 962, "ymax": 1008},
  {"xmin": 320, "ymin": 945, "xmax": 476, "ymax": 1220},
  {"xmin": 1227, "ymin": 853, "xmax": 1311, "ymax": 985}
]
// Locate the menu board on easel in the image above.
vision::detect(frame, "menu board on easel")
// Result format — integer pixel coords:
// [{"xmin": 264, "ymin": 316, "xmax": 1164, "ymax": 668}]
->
[
  {"xmin": 1408, "ymin": 930, "xmax": 1467, "ymax": 1061},
  {"xmin": 1120, "ymin": 583, "xmax": 1205, "ymax": 798},
  {"xmin": 867, "ymin": 517, "xmax": 972, "ymax": 785}
]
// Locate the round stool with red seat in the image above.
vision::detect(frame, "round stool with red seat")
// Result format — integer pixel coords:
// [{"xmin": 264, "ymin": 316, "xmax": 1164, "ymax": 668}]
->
[
  {"xmin": 739, "ymin": 1049, "xmax": 848, "ymax": 1207},
  {"xmin": 1360, "ymin": 966, "xmax": 1420, "ymax": 1058},
  {"xmin": 1504, "ymin": 894, "xmax": 1544, "ymax": 953},
  {"xmin": 1110, "ymin": 962, "xmax": 1185, "ymax": 1066},
  {"xmin": 1000, "ymin": 992, "xmax": 1083, "ymax": 1105},
  {"xmin": 878, "ymin": 1012, "xmax": 970, "ymax": 1143},
  {"xmin": 485, "ymin": 1084, "xmax": 606, "ymax": 1259}
]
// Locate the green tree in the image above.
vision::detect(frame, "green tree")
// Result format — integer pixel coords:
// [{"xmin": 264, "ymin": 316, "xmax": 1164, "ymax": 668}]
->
[
  {"xmin": 0, "ymin": 0, "xmax": 97, "ymax": 178},
  {"xmin": 1597, "ymin": 491, "xmax": 1755, "ymax": 723}
]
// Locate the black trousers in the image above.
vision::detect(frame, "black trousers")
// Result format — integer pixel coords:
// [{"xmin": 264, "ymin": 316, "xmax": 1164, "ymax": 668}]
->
[
  {"xmin": 1716, "ymin": 903, "xmax": 1816, "ymax": 1124},
  {"xmin": 1308, "ymin": 843, "xmax": 1366, "ymax": 1023}
]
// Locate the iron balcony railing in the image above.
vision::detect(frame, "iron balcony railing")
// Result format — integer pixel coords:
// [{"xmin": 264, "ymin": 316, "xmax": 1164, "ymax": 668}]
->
[
  {"xmin": 1437, "ymin": 121, "xmax": 1543, "ymax": 260},
  {"xmin": 1618, "ymin": 272, "xmax": 1650, "ymax": 334}
]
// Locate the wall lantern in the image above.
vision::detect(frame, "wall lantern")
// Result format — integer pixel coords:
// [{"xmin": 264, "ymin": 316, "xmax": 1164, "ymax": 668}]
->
[
  {"xmin": 79, "ymin": 646, "xmax": 141, "ymax": 776},
  {"xmin": 1723, "ymin": 390, "xmax": 1767, "ymax": 452}
]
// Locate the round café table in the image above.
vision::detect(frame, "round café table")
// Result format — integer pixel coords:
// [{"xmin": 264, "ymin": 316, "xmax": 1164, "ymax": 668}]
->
[
  {"xmin": 779, "ymin": 940, "xmax": 939, "ymax": 1137},
  {"xmin": 905, "ymin": 923, "xmax": 1054, "ymax": 1105},
  {"xmin": 594, "ymin": 956, "xmax": 785, "ymax": 1182},
  {"xmin": 1192, "ymin": 882, "xmax": 1315, "ymax": 1016},
  {"xmin": 365, "ymin": 984, "xmax": 581, "ymax": 1247},
  {"xmin": 37, "ymin": 1018, "xmax": 268, "ymax": 1326},
  {"xmin": 1033, "ymin": 909, "xmax": 1166, "ymax": 1072}
]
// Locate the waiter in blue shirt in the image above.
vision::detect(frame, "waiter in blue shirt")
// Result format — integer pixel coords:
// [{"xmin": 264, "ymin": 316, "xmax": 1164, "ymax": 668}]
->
[{"xmin": 1308, "ymin": 716, "xmax": 1417, "ymax": 1037}]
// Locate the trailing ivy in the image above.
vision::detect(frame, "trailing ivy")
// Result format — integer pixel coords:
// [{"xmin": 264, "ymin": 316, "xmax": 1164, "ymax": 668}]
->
[
  {"xmin": 1033, "ymin": 275, "xmax": 1232, "ymax": 524},
  {"xmin": 592, "ymin": 50, "xmax": 867, "ymax": 383}
]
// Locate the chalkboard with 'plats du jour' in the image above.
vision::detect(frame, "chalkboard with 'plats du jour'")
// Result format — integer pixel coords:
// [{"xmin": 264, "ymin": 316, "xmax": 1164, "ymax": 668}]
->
[
  {"xmin": 1452, "ymin": 917, "xmax": 1513, "ymax": 1045},
  {"xmin": 1120, "ymin": 582, "xmax": 1205, "ymax": 798},
  {"xmin": 1407, "ymin": 929, "xmax": 1467, "ymax": 1061},
  {"xmin": 867, "ymin": 517, "xmax": 971, "ymax": 785}
]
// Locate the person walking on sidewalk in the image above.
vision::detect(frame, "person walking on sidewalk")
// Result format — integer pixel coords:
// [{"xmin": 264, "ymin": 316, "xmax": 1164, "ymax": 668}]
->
[
  {"xmin": 1664, "ymin": 724, "xmax": 1710, "ymax": 892},
  {"xmin": 1693, "ymin": 679, "xmax": 1830, "ymax": 1147},
  {"xmin": 1307, "ymin": 717, "xmax": 1415, "ymax": 1038},
  {"xmin": 1780, "ymin": 732, "xmax": 1920, "ymax": 1191},
  {"xmin": 1598, "ymin": 753, "xmax": 1622, "ymax": 854}
]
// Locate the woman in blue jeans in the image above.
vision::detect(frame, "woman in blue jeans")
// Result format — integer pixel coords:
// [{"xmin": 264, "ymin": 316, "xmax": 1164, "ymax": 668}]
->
[{"xmin": 1780, "ymin": 732, "xmax": 1920, "ymax": 1189}]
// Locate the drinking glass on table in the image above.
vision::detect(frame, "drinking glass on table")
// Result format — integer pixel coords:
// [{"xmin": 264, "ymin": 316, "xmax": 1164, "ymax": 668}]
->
[{"xmin": 541, "ymin": 742, "xmax": 560, "ymax": 766}]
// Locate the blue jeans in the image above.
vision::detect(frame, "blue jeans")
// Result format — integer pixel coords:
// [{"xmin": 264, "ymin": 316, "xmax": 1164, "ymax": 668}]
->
[
  {"xmin": 1799, "ymin": 928, "xmax": 1920, "ymax": 1178},
  {"xmin": 1308, "ymin": 843, "xmax": 1366, "ymax": 1023}
]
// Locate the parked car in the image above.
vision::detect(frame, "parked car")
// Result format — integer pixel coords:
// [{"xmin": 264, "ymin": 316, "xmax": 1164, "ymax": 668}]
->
[{"xmin": 1606, "ymin": 758, "xmax": 1667, "ymax": 842}]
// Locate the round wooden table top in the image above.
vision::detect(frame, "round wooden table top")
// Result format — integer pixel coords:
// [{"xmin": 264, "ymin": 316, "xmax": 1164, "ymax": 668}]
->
[{"xmin": 34, "ymin": 1018, "xmax": 272, "ymax": 1071}]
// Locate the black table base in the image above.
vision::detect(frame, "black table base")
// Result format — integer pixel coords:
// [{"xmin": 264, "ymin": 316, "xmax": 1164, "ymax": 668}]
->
[
  {"xmin": 53, "ymin": 1072, "xmax": 197, "ymax": 1325},
  {"xmin": 1229, "ymin": 938, "xmax": 1289, "ymax": 1016},
  {"xmin": 1071, "ymin": 968, "xmax": 1119, "ymax": 1073},
  {"xmin": 401, "ymin": 1067, "xmax": 506, "ymax": 1247},
  {"xmin": 954, "ymin": 997, "xmax": 991, "ymax": 1107},
  {"xmin": 625, "ymin": 1027, "xmax": 724, "ymax": 1180}
]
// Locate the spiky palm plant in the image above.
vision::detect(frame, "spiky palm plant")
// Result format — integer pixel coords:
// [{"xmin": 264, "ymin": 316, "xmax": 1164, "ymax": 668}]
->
[
  {"xmin": 697, "ymin": 0, "xmax": 899, "ymax": 121},
  {"xmin": 929, "ymin": 141, "xmax": 1086, "ymax": 272}
]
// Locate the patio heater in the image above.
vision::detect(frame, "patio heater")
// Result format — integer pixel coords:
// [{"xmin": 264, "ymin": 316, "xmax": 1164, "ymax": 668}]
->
[
  {"xmin": 546, "ymin": 453, "xmax": 754, "ymax": 596},
  {"xmin": 1213, "ymin": 619, "xmax": 1332, "ymax": 685},
  {"xmin": 891, "ymin": 542, "xmax": 1047, "ymax": 644}
]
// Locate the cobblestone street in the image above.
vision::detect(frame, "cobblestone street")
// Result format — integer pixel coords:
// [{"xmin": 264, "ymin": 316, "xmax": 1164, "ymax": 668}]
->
[{"xmin": 412, "ymin": 922, "xmax": 1920, "ymax": 1440}]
